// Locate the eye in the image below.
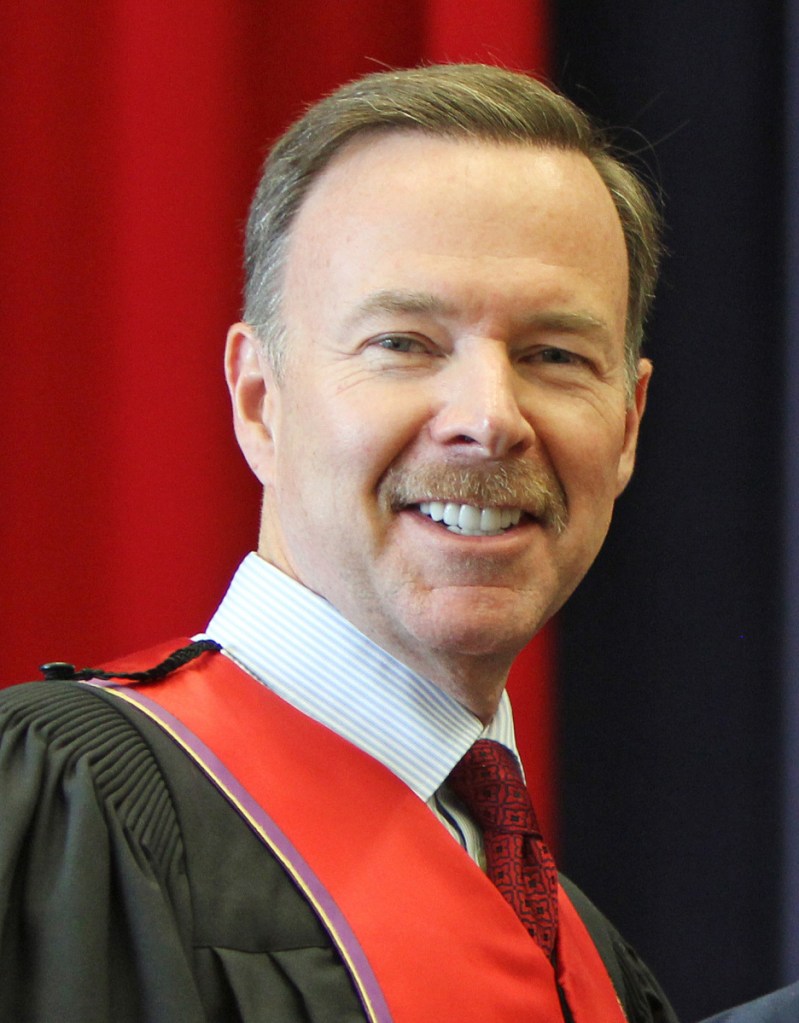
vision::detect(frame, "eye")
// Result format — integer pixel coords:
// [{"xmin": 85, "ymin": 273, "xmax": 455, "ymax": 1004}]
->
[
  {"xmin": 374, "ymin": 334, "xmax": 431, "ymax": 354},
  {"xmin": 524, "ymin": 346, "xmax": 586, "ymax": 366},
  {"xmin": 540, "ymin": 347, "xmax": 583, "ymax": 364}
]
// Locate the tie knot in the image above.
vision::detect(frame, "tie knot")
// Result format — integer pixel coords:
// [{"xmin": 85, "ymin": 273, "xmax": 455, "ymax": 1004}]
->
[{"xmin": 448, "ymin": 739, "xmax": 539, "ymax": 836}]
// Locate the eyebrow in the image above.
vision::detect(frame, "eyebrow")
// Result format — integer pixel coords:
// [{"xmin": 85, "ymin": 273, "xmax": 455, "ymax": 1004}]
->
[
  {"xmin": 346, "ymin": 289, "xmax": 613, "ymax": 344},
  {"xmin": 346, "ymin": 289, "xmax": 458, "ymax": 327},
  {"xmin": 520, "ymin": 310, "xmax": 613, "ymax": 343}
]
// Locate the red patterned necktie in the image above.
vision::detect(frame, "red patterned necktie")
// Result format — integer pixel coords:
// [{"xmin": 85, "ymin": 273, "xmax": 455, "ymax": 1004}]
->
[{"xmin": 447, "ymin": 738, "xmax": 559, "ymax": 961}]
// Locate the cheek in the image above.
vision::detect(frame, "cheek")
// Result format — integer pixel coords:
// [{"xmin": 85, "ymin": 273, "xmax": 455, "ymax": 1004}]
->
[
  {"xmin": 275, "ymin": 405, "xmax": 387, "ymax": 520},
  {"xmin": 543, "ymin": 411, "xmax": 629, "ymax": 505},
  {"xmin": 330, "ymin": 394, "xmax": 431, "ymax": 484}
]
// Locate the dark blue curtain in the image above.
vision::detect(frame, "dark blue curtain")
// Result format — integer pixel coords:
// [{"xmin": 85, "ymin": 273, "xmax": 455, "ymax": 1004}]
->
[
  {"xmin": 553, "ymin": 5, "xmax": 787, "ymax": 1020},
  {"xmin": 782, "ymin": 0, "xmax": 799, "ymax": 989}
]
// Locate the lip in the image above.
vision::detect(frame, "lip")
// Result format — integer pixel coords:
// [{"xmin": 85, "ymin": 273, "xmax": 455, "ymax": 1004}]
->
[
  {"xmin": 399, "ymin": 505, "xmax": 541, "ymax": 547},
  {"xmin": 417, "ymin": 500, "xmax": 523, "ymax": 535}
]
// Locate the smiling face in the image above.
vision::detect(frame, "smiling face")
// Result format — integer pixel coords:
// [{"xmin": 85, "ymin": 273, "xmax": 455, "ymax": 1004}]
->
[{"xmin": 227, "ymin": 133, "xmax": 650, "ymax": 715}]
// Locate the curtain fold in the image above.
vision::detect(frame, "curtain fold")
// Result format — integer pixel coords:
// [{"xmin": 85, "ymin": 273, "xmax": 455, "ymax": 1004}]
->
[
  {"xmin": 1, "ymin": 1, "xmax": 554, "ymax": 836},
  {"xmin": 782, "ymin": 0, "xmax": 799, "ymax": 986}
]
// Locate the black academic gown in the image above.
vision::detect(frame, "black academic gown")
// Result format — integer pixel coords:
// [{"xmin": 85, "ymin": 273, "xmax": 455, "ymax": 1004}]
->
[{"xmin": 0, "ymin": 679, "xmax": 678, "ymax": 1023}]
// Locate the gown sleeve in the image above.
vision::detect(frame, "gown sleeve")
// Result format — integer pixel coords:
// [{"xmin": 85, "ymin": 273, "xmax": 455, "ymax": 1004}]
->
[{"xmin": 0, "ymin": 681, "xmax": 206, "ymax": 1023}]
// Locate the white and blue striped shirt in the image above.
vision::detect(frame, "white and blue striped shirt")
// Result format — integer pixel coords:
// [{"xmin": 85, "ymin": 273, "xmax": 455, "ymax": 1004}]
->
[{"xmin": 203, "ymin": 553, "xmax": 523, "ymax": 863}]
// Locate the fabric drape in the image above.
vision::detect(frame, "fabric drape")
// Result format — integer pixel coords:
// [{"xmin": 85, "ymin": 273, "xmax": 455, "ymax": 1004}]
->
[{"xmin": 0, "ymin": 1, "xmax": 554, "ymax": 834}]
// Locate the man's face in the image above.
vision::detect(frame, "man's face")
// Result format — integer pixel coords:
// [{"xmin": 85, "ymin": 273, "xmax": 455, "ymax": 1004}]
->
[{"xmin": 230, "ymin": 133, "xmax": 649, "ymax": 693}]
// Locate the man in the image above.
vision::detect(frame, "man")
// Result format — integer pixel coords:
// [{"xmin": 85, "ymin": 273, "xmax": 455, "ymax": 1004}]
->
[
  {"xmin": 702, "ymin": 983, "xmax": 799, "ymax": 1023},
  {"xmin": 0, "ymin": 64, "xmax": 674, "ymax": 1021}
]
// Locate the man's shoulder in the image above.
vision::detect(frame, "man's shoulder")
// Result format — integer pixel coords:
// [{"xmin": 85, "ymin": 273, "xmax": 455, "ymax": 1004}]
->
[
  {"xmin": 0, "ymin": 638, "xmax": 215, "ymax": 755},
  {"xmin": 701, "ymin": 982, "xmax": 799, "ymax": 1023},
  {"xmin": 0, "ymin": 676, "xmax": 184, "ymax": 842},
  {"xmin": 0, "ymin": 676, "xmax": 136, "ymax": 744}
]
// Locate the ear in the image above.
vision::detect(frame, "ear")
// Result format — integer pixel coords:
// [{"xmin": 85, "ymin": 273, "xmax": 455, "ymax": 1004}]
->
[
  {"xmin": 615, "ymin": 358, "xmax": 652, "ymax": 496},
  {"xmin": 224, "ymin": 322, "xmax": 279, "ymax": 486}
]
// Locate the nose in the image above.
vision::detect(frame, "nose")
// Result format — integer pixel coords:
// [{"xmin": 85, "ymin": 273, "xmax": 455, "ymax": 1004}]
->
[{"xmin": 429, "ymin": 343, "xmax": 535, "ymax": 459}]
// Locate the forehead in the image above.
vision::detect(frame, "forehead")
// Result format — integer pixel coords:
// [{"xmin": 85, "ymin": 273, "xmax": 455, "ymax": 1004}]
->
[
  {"xmin": 282, "ymin": 132, "xmax": 628, "ymax": 336},
  {"xmin": 295, "ymin": 130, "xmax": 622, "ymax": 234}
]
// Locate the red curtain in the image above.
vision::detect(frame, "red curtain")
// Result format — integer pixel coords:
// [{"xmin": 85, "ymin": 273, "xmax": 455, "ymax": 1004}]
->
[{"xmin": 1, "ymin": 0, "xmax": 554, "ymax": 839}]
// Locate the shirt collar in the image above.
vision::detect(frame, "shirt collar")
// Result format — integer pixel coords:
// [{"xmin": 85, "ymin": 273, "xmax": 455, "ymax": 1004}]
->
[{"xmin": 204, "ymin": 554, "xmax": 520, "ymax": 801}]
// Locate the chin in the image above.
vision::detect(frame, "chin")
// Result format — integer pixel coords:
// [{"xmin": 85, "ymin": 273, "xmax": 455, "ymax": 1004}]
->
[{"xmin": 406, "ymin": 606, "xmax": 543, "ymax": 664}]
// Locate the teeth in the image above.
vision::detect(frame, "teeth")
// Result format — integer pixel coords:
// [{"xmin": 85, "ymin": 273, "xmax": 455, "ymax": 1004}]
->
[
  {"xmin": 417, "ymin": 502, "xmax": 523, "ymax": 536},
  {"xmin": 480, "ymin": 508, "xmax": 502, "ymax": 532},
  {"xmin": 443, "ymin": 502, "xmax": 460, "ymax": 527},
  {"xmin": 458, "ymin": 505, "xmax": 482, "ymax": 531},
  {"xmin": 428, "ymin": 501, "xmax": 445, "ymax": 521}
]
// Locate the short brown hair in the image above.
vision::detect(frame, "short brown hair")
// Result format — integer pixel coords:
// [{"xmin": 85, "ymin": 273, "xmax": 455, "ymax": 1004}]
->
[{"xmin": 243, "ymin": 63, "xmax": 662, "ymax": 393}]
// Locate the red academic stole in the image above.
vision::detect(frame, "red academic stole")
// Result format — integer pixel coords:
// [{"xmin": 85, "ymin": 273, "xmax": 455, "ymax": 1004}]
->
[{"xmin": 87, "ymin": 642, "xmax": 627, "ymax": 1023}]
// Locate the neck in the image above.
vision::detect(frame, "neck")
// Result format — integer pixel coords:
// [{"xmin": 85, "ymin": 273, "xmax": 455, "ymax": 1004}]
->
[{"xmin": 400, "ymin": 650, "xmax": 512, "ymax": 726}]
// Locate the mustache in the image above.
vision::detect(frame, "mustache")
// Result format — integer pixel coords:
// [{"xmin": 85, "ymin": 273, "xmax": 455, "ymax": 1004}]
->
[{"xmin": 379, "ymin": 461, "xmax": 568, "ymax": 534}]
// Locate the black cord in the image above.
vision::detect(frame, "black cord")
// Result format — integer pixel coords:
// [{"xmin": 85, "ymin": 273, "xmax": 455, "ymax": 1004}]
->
[{"xmin": 40, "ymin": 639, "xmax": 221, "ymax": 684}]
